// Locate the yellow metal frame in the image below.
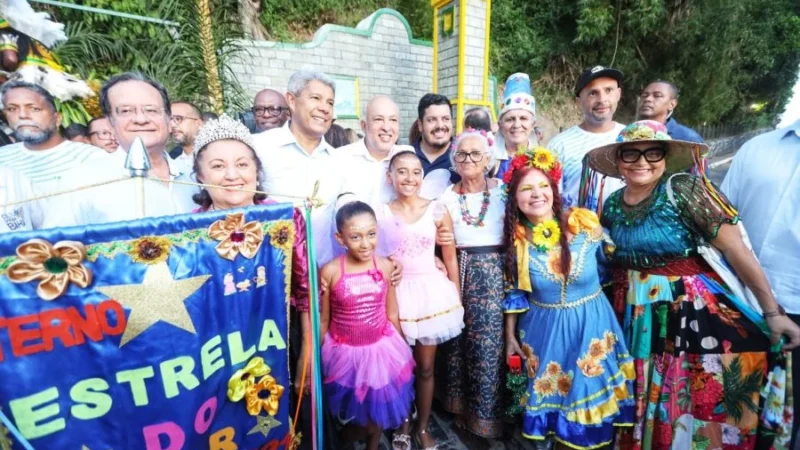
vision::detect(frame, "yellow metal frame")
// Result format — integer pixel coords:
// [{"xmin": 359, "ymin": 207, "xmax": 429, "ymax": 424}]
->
[{"xmin": 430, "ymin": 0, "xmax": 495, "ymax": 133}]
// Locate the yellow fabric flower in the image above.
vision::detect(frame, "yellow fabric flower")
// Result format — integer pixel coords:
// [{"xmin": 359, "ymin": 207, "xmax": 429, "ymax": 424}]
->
[
  {"xmin": 245, "ymin": 374, "xmax": 285, "ymax": 416},
  {"xmin": 545, "ymin": 361, "xmax": 562, "ymax": 378},
  {"xmin": 604, "ymin": 331, "xmax": 617, "ymax": 351},
  {"xmin": 533, "ymin": 376, "xmax": 556, "ymax": 398},
  {"xmin": 208, "ymin": 213, "xmax": 264, "ymax": 261},
  {"xmin": 577, "ymin": 355, "xmax": 605, "ymax": 378},
  {"xmin": 588, "ymin": 338, "xmax": 608, "ymax": 360},
  {"xmin": 128, "ymin": 236, "xmax": 171, "ymax": 265},
  {"xmin": 227, "ymin": 357, "xmax": 271, "ymax": 402},
  {"xmin": 532, "ymin": 219, "xmax": 560, "ymax": 252},
  {"xmin": 7, "ymin": 239, "xmax": 92, "ymax": 301},
  {"xmin": 556, "ymin": 372, "xmax": 573, "ymax": 397},
  {"xmin": 532, "ymin": 148, "xmax": 556, "ymax": 171}
]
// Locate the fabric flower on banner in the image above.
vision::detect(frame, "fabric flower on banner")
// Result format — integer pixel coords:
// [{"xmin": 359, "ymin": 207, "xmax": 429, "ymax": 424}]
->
[
  {"xmin": 209, "ymin": 213, "xmax": 264, "ymax": 260},
  {"xmin": 268, "ymin": 221, "xmax": 294, "ymax": 256},
  {"xmin": 228, "ymin": 357, "xmax": 271, "ymax": 402},
  {"xmin": 245, "ymin": 373, "xmax": 285, "ymax": 416},
  {"xmin": 128, "ymin": 236, "xmax": 171, "ymax": 264},
  {"xmin": 7, "ymin": 239, "xmax": 92, "ymax": 301}
]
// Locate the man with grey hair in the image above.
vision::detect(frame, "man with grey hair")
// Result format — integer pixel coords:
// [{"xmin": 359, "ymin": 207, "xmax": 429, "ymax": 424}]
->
[
  {"xmin": 254, "ymin": 70, "xmax": 341, "ymax": 208},
  {"xmin": 42, "ymin": 72, "xmax": 195, "ymax": 228},
  {"xmin": 0, "ymin": 81, "xmax": 107, "ymax": 194}
]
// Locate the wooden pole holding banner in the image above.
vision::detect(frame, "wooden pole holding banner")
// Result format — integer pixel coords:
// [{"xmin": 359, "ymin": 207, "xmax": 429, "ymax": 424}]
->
[{"xmin": 124, "ymin": 137, "xmax": 152, "ymax": 219}]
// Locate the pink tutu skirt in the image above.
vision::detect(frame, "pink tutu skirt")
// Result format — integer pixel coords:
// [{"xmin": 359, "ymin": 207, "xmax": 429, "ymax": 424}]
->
[
  {"xmin": 321, "ymin": 322, "xmax": 415, "ymax": 429},
  {"xmin": 396, "ymin": 272, "xmax": 464, "ymax": 346}
]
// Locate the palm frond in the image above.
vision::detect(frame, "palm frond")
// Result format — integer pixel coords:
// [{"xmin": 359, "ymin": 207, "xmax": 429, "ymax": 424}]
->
[
  {"xmin": 722, "ymin": 355, "xmax": 763, "ymax": 423},
  {"xmin": 54, "ymin": 22, "xmax": 131, "ymax": 78}
]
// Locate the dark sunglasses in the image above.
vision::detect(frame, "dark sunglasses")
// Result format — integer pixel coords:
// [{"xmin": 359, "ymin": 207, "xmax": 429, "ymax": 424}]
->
[{"xmin": 618, "ymin": 146, "xmax": 667, "ymax": 164}]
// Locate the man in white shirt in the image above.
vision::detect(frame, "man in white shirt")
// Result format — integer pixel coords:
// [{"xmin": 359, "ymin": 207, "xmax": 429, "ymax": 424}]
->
[
  {"xmin": 548, "ymin": 66, "xmax": 627, "ymax": 210},
  {"xmin": 336, "ymin": 95, "xmax": 413, "ymax": 209},
  {"xmin": 0, "ymin": 81, "xmax": 108, "ymax": 194},
  {"xmin": 0, "ymin": 167, "xmax": 43, "ymax": 233},
  {"xmin": 168, "ymin": 101, "xmax": 205, "ymax": 175},
  {"xmin": 42, "ymin": 72, "xmax": 194, "ymax": 228},
  {"xmin": 720, "ymin": 121, "xmax": 800, "ymax": 443},
  {"xmin": 254, "ymin": 70, "xmax": 342, "ymax": 208}
]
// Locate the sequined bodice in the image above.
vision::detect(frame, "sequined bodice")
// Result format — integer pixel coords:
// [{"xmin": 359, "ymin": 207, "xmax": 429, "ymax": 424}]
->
[
  {"xmin": 602, "ymin": 179, "xmax": 700, "ymax": 269},
  {"xmin": 525, "ymin": 232, "xmax": 605, "ymax": 307},
  {"xmin": 329, "ymin": 257, "xmax": 390, "ymax": 346}
]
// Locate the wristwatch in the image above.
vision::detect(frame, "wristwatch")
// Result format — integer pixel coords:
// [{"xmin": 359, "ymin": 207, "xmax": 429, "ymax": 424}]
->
[{"xmin": 764, "ymin": 305, "xmax": 786, "ymax": 318}]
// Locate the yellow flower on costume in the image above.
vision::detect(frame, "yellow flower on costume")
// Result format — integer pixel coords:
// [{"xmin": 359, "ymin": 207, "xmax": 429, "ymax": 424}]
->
[
  {"xmin": 588, "ymin": 338, "xmax": 608, "ymax": 360},
  {"xmin": 604, "ymin": 331, "xmax": 617, "ymax": 351},
  {"xmin": 545, "ymin": 361, "xmax": 562, "ymax": 377},
  {"xmin": 577, "ymin": 355, "xmax": 605, "ymax": 378},
  {"xmin": 547, "ymin": 251, "xmax": 572, "ymax": 278},
  {"xmin": 532, "ymin": 219, "xmax": 560, "ymax": 252},
  {"xmin": 245, "ymin": 374, "xmax": 285, "ymax": 416},
  {"xmin": 556, "ymin": 372, "xmax": 573, "ymax": 396},
  {"xmin": 532, "ymin": 148, "xmax": 556, "ymax": 170},
  {"xmin": 522, "ymin": 343, "xmax": 540, "ymax": 378},
  {"xmin": 227, "ymin": 357, "xmax": 271, "ymax": 402},
  {"xmin": 533, "ymin": 376, "xmax": 556, "ymax": 398}
]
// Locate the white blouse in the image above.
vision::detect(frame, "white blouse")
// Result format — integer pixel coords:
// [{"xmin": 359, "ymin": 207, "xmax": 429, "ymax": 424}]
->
[{"xmin": 440, "ymin": 181, "xmax": 507, "ymax": 247}]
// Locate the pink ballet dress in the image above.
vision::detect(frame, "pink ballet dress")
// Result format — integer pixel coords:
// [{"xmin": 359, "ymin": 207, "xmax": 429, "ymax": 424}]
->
[
  {"xmin": 384, "ymin": 202, "xmax": 464, "ymax": 346},
  {"xmin": 321, "ymin": 256, "xmax": 415, "ymax": 429}
]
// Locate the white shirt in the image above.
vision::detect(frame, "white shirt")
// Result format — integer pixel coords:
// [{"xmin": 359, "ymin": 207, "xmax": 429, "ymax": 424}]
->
[
  {"xmin": 0, "ymin": 140, "xmax": 109, "ymax": 194},
  {"xmin": 440, "ymin": 182, "xmax": 506, "ymax": 247},
  {"xmin": 720, "ymin": 121, "xmax": 800, "ymax": 313},
  {"xmin": 0, "ymin": 167, "xmax": 43, "ymax": 233},
  {"xmin": 254, "ymin": 122, "xmax": 344, "ymax": 266},
  {"xmin": 172, "ymin": 150, "xmax": 195, "ymax": 176},
  {"xmin": 548, "ymin": 123, "xmax": 626, "ymax": 210},
  {"xmin": 254, "ymin": 122, "xmax": 343, "ymax": 210},
  {"xmin": 41, "ymin": 149, "xmax": 193, "ymax": 229},
  {"xmin": 335, "ymin": 139, "xmax": 414, "ymax": 210}
]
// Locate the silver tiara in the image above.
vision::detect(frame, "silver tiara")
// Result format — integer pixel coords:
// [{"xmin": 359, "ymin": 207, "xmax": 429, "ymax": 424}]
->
[{"xmin": 193, "ymin": 114, "xmax": 255, "ymax": 154}]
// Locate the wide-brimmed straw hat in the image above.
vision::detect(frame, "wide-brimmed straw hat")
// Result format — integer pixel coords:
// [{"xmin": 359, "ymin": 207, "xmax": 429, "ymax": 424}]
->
[{"xmin": 586, "ymin": 120, "xmax": 708, "ymax": 178}]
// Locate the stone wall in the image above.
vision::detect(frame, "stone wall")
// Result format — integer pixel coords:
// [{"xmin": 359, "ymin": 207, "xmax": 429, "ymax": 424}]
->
[{"xmin": 229, "ymin": 9, "xmax": 434, "ymax": 139}]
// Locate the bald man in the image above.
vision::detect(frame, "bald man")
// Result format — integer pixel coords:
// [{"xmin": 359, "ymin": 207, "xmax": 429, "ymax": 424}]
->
[
  {"xmin": 252, "ymin": 88, "xmax": 290, "ymax": 132},
  {"xmin": 335, "ymin": 95, "xmax": 413, "ymax": 208}
]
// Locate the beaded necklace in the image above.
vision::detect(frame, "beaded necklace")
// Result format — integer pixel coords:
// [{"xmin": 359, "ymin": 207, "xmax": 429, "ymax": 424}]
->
[{"xmin": 457, "ymin": 178, "xmax": 491, "ymax": 227}]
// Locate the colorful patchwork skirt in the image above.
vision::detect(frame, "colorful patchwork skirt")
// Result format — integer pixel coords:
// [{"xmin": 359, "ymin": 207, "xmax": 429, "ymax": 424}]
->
[{"xmin": 612, "ymin": 263, "xmax": 793, "ymax": 450}]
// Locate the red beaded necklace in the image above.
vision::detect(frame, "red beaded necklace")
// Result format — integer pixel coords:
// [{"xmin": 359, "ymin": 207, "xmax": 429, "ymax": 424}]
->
[{"xmin": 457, "ymin": 178, "xmax": 491, "ymax": 227}]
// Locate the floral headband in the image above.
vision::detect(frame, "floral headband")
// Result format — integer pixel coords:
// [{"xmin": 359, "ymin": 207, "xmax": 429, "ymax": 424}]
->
[
  {"xmin": 454, "ymin": 127, "xmax": 495, "ymax": 149},
  {"xmin": 502, "ymin": 145, "xmax": 563, "ymax": 185}
]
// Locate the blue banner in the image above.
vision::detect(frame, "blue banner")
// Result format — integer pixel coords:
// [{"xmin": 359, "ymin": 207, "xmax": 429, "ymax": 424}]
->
[{"xmin": 0, "ymin": 204, "xmax": 297, "ymax": 450}]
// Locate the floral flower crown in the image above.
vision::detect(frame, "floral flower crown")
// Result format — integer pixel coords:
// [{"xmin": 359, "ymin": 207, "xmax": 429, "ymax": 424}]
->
[
  {"xmin": 502, "ymin": 145, "xmax": 563, "ymax": 185},
  {"xmin": 454, "ymin": 127, "xmax": 495, "ymax": 149}
]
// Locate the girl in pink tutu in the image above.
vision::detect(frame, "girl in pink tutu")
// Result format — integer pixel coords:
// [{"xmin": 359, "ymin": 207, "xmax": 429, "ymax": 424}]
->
[
  {"xmin": 319, "ymin": 201, "xmax": 415, "ymax": 450},
  {"xmin": 384, "ymin": 151, "xmax": 464, "ymax": 450}
]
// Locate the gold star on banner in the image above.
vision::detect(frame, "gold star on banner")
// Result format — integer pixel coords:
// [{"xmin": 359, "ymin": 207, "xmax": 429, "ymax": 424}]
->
[
  {"xmin": 96, "ymin": 262, "xmax": 211, "ymax": 347},
  {"xmin": 248, "ymin": 414, "xmax": 281, "ymax": 437}
]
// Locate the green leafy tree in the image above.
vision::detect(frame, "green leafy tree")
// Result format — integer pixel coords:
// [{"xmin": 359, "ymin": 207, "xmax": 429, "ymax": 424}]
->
[
  {"xmin": 49, "ymin": 0, "xmax": 249, "ymax": 112},
  {"xmin": 490, "ymin": 0, "xmax": 800, "ymax": 127}
]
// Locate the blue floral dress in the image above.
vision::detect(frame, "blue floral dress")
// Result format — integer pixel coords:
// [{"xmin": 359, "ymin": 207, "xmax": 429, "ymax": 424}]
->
[{"xmin": 504, "ymin": 210, "xmax": 635, "ymax": 449}]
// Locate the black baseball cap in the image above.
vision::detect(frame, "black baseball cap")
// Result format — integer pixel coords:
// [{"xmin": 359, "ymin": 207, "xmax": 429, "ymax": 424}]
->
[{"xmin": 574, "ymin": 66, "xmax": 624, "ymax": 96}]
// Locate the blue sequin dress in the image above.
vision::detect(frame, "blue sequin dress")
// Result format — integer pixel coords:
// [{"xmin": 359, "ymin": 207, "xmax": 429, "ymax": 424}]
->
[{"xmin": 504, "ymin": 220, "xmax": 635, "ymax": 449}]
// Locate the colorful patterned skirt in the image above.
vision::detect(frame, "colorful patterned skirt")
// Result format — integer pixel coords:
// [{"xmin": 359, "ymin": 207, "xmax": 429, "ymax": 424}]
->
[
  {"xmin": 438, "ymin": 248, "xmax": 506, "ymax": 438},
  {"xmin": 612, "ymin": 258, "xmax": 793, "ymax": 450}
]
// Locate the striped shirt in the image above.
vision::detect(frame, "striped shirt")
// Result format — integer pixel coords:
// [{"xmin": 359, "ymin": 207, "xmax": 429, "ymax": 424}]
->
[
  {"xmin": 548, "ymin": 123, "xmax": 626, "ymax": 211},
  {"xmin": 0, "ymin": 140, "xmax": 109, "ymax": 194}
]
